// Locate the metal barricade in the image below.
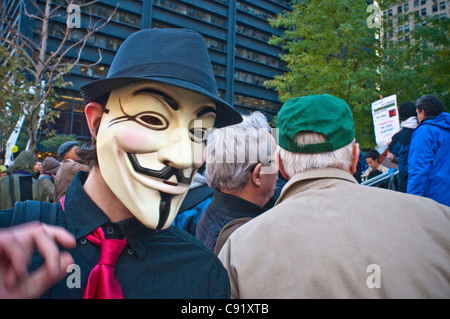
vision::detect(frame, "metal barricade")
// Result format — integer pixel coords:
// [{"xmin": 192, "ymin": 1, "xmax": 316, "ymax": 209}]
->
[{"xmin": 361, "ymin": 168, "xmax": 399, "ymax": 190}]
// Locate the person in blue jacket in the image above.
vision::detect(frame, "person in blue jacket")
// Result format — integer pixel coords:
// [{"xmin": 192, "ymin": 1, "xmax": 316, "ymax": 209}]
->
[
  {"xmin": 388, "ymin": 102, "xmax": 418, "ymax": 192},
  {"xmin": 407, "ymin": 95, "xmax": 450, "ymax": 206}
]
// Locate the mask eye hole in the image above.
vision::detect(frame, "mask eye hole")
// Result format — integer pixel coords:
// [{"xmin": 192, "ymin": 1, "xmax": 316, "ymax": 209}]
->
[
  {"xmin": 190, "ymin": 128, "xmax": 208, "ymax": 143},
  {"xmin": 136, "ymin": 112, "xmax": 169, "ymax": 130}
]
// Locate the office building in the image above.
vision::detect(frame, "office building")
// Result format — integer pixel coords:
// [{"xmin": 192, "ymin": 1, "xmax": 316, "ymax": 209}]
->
[
  {"xmin": 2, "ymin": 0, "xmax": 290, "ymax": 149},
  {"xmin": 382, "ymin": 0, "xmax": 448, "ymax": 41}
]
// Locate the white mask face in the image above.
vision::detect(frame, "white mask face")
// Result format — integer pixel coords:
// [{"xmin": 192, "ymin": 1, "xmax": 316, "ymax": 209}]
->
[{"xmin": 96, "ymin": 81, "xmax": 216, "ymax": 229}]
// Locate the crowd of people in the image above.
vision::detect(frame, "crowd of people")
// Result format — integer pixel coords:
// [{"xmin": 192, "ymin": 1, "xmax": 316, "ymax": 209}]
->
[
  {"xmin": 0, "ymin": 28, "xmax": 448, "ymax": 299},
  {"xmin": 0, "ymin": 141, "xmax": 89, "ymax": 210}
]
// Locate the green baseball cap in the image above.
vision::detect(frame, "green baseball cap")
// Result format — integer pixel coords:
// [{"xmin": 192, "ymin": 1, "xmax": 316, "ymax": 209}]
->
[{"xmin": 276, "ymin": 94, "xmax": 355, "ymax": 153}]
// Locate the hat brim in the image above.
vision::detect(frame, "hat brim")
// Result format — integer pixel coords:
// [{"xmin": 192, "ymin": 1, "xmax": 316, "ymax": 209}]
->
[{"xmin": 80, "ymin": 77, "xmax": 242, "ymax": 128}]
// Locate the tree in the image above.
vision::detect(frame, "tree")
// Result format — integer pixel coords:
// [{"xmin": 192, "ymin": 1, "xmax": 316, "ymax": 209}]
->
[
  {"xmin": 379, "ymin": 5, "xmax": 449, "ymax": 109},
  {"xmin": 265, "ymin": 0, "xmax": 382, "ymax": 149},
  {"xmin": 0, "ymin": 45, "xmax": 34, "ymax": 162},
  {"xmin": 0, "ymin": 0, "xmax": 116, "ymax": 156}
]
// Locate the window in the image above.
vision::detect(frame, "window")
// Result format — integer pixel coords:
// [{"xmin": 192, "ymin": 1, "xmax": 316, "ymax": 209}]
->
[
  {"xmin": 154, "ymin": 0, "xmax": 226, "ymax": 27},
  {"xmin": 233, "ymin": 94, "xmax": 281, "ymax": 112},
  {"xmin": 404, "ymin": 3, "xmax": 409, "ymax": 12},
  {"xmin": 414, "ymin": 0, "xmax": 419, "ymax": 8},
  {"xmin": 421, "ymin": 8, "xmax": 427, "ymax": 16},
  {"xmin": 236, "ymin": 23, "xmax": 272, "ymax": 43},
  {"xmin": 212, "ymin": 63, "xmax": 225, "ymax": 77},
  {"xmin": 421, "ymin": 0, "xmax": 427, "ymax": 5},
  {"xmin": 235, "ymin": 47, "xmax": 285, "ymax": 69},
  {"xmin": 440, "ymin": 2, "xmax": 446, "ymax": 10},
  {"xmin": 85, "ymin": 3, "xmax": 141, "ymax": 26},
  {"xmin": 234, "ymin": 70, "xmax": 271, "ymax": 86},
  {"xmin": 388, "ymin": 9, "xmax": 393, "ymax": 16},
  {"xmin": 397, "ymin": 6, "xmax": 402, "ymax": 14},
  {"xmin": 236, "ymin": 1, "xmax": 274, "ymax": 20}
]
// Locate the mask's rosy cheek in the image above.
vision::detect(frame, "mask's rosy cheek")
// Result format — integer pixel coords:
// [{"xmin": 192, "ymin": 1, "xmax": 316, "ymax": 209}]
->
[{"xmin": 118, "ymin": 128, "xmax": 160, "ymax": 151}]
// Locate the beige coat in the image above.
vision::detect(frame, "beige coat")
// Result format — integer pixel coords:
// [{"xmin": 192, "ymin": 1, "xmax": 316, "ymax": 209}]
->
[
  {"xmin": 53, "ymin": 159, "xmax": 89, "ymax": 203},
  {"xmin": 218, "ymin": 168, "xmax": 450, "ymax": 298}
]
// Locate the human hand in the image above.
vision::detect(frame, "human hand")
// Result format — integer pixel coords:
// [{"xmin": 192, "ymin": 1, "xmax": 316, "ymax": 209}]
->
[{"xmin": 0, "ymin": 222, "xmax": 76, "ymax": 299}]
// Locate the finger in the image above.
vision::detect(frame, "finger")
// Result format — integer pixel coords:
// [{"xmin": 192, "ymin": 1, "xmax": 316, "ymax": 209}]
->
[
  {"xmin": 41, "ymin": 224, "xmax": 76, "ymax": 250},
  {"xmin": 22, "ymin": 251, "xmax": 75, "ymax": 299},
  {"xmin": 0, "ymin": 226, "xmax": 36, "ymax": 281},
  {"xmin": 30, "ymin": 224, "xmax": 75, "ymax": 278}
]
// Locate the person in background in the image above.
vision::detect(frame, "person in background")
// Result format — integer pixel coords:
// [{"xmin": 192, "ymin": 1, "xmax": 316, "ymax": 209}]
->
[
  {"xmin": 196, "ymin": 111, "xmax": 278, "ymax": 253},
  {"xmin": 361, "ymin": 148, "xmax": 389, "ymax": 182},
  {"xmin": 218, "ymin": 94, "xmax": 450, "ymax": 299},
  {"xmin": 53, "ymin": 141, "xmax": 89, "ymax": 203},
  {"xmin": 38, "ymin": 157, "xmax": 61, "ymax": 202},
  {"xmin": 0, "ymin": 165, "xmax": 8, "ymax": 178},
  {"xmin": 33, "ymin": 160, "xmax": 42, "ymax": 178},
  {"xmin": 0, "ymin": 151, "xmax": 48, "ymax": 209},
  {"xmin": 407, "ymin": 95, "xmax": 450, "ymax": 206},
  {"xmin": 387, "ymin": 102, "xmax": 418, "ymax": 192},
  {"xmin": 172, "ymin": 164, "xmax": 214, "ymax": 236}
]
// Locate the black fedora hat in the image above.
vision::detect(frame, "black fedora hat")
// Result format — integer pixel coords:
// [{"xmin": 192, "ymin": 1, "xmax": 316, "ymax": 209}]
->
[{"xmin": 80, "ymin": 28, "xmax": 242, "ymax": 128}]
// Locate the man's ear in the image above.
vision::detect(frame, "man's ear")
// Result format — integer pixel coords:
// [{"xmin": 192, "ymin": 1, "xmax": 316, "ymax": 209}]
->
[
  {"xmin": 350, "ymin": 142, "xmax": 360, "ymax": 174},
  {"xmin": 276, "ymin": 152, "xmax": 289, "ymax": 180},
  {"xmin": 85, "ymin": 102, "xmax": 104, "ymax": 138},
  {"xmin": 251, "ymin": 163, "xmax": 263, "ymax": 186}
]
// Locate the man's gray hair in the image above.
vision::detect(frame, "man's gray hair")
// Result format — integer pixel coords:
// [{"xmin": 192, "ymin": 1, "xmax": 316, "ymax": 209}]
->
[
  {"xmin": 205, "ymin": 111, "xmax": 272, "ymax": 191},
  {"xmin": 279, "ymin": 131, "xmax": 354, "ymax": 178}
]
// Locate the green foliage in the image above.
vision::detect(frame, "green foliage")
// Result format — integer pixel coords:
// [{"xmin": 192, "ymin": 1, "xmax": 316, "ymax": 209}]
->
[
  {"xmin": 266, "ymin": 0, "xmax": 382, "ymax": 149},
  {"xmin": 380, "ymin": 12, "xmax": 449, "ymax": 110},
  {"xmin": 40, "ymin": 134, "xmax": 79, "ymax": 154},
  {"xmin": 0, "ymin": 46, "xmax": 34, "ymax": 156},
  {"xmin": 265, "ymin": 0, "xmax": 449, "ymax": 149}
]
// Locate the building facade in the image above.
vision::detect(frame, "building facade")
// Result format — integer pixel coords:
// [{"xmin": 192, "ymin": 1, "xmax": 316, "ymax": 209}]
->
[
  {"xmin": 3, "ymin": 0, "xmax": 290, "ymax": 146},
  {"xmin": 382, "ymin": 0, "xmax": 448, "ymax": 42}
]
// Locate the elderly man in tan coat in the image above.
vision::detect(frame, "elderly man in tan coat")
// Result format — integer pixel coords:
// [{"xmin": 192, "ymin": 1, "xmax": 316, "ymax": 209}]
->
[{"xmin": 218, "ymin": 94, "xmax": 450, "ymax": 299}]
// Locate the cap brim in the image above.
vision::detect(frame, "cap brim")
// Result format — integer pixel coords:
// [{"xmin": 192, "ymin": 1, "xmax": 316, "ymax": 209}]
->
[{"xmin": 80, "ymin": 77, "xmax": 242, "ymax": 128}]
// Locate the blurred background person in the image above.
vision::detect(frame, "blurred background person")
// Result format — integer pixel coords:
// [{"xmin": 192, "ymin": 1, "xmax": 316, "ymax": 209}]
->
[
  {"xmin": 38, "ymin": 157, "xmax": 61, "ymax": 202},
  {"xmin": 0, "ymin": 151, "xmax": 48, "ymax": 209},
  {"xmin": 53, "ymin": 141, "xmax": 89, "ymax": 203}
]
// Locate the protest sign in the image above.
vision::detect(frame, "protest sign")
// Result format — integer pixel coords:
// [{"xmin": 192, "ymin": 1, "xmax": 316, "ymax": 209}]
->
[{"xmin": 371, "ymin": 95, "xmax": 400, "ymax": 146}]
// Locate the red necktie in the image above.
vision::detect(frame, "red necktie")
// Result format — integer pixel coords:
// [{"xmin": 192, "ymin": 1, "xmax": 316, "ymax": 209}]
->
[{"xmin": 83, "ymin": 227, "xmax": 127, "ymax": 299}]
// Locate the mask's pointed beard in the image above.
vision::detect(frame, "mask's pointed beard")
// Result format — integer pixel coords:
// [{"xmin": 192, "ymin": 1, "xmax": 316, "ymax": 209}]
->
[{"xmin": 157, "ymin": 192, "xmax": 174, "ymax": 230}]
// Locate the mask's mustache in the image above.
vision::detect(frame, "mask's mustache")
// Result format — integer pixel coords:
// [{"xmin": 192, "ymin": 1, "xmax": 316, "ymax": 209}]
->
[{"xmin": 127, "ymin": 153, "xmax": 193, "ymax": 185}]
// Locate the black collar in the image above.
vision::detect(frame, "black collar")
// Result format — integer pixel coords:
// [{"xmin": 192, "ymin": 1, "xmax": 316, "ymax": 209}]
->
[
  {"xmin": 210, "ymin": 189, "xmax": 265, "ymax": 219},
  {"xmin": 64, "ymin": 171, "xmax": 157, "ymax": 260}
]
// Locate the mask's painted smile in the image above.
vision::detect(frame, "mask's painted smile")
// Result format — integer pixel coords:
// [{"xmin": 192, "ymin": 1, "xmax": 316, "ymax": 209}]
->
[{"xmin": 127, "ymin": 152, "xmax": 195, "ymax": 186}]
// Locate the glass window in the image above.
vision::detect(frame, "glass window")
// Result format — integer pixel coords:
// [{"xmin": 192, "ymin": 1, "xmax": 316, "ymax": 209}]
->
[
  {"xmin": 236, "ymin": 1, "xmax": 274, "ymax": 20},
  {"xmin": 235, "ymin": 46, "xmax": 285, "ymax": 69},
  {"xmin": 212, "ymin": 63, "xmax": 225, "ymax": 77},
  {"xmin": 236, "ymin": 23, "xmax": 272, "ymax": 43},
  {"xmin": 234, "ymin": 94, "xmax": 281, "ymax": 112},
  {"xmin": 154, "ymin": 0, "xmax": 226, "ymax": 27},
  {"xmin": 72, "ymin": 113, "xmax": 90, "ymax": 137}
]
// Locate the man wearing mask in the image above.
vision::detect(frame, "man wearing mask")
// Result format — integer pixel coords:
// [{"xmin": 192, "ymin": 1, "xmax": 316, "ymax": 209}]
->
[{"xmin": 0, "ymin": 28, "xmax": 242, "ymax": 299}]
